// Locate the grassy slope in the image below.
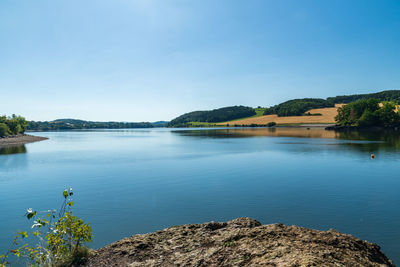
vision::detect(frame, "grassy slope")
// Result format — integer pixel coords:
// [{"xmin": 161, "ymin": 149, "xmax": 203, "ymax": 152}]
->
[
  {"xmin": 217, "ymin": 105, "xmax": 343, "ymax": 126},
  {"xmin": 254, "ymin": 108, "xmax": 267, "ymax": 117},
  {"xmin": 187, "ymin": 106, "xmax": 337, "ymax": 126}
]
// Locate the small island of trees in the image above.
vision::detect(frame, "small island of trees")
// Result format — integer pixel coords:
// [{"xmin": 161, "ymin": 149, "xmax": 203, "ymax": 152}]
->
[{"xmin": 0, "ymin": 115, "xmax": 28, "ymax": 137}]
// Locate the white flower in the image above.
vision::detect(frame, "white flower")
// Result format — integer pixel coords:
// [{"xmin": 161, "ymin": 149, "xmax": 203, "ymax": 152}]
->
[
  {"xmin": 27, "ymin": 208, "xmax": 33, "ymax": 214},
  {"xmin": 31, "ymin": 221, "xmax": 42, "ymax": 228},
  {"xmin": 69, "ymin": 187, "xmax": 73, "ymax": 192}
]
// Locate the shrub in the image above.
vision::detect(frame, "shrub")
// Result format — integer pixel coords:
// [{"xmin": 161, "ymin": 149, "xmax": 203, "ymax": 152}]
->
[
  {"xmin": 304, "ymin": 112, "xmax": 322, "ymax": 116},
  {"xmin": 267, "ymin": 122, "xmax": 276, "ymax": 127},
  {"xmin": 0, "ymin": 189, "xmax": 92, "ymax": 267}
]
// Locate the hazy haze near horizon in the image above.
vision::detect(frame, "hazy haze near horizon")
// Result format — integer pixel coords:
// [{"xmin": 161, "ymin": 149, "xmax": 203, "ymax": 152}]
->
[{"xmin": 1, "ymin": 0, "xmax": 400, "ymax": 121}]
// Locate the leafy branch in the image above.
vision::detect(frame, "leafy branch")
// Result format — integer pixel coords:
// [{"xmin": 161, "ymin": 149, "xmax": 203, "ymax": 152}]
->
[{"xmin": 0, "ymin": 188, "xmax": 92, "ymax": 267}]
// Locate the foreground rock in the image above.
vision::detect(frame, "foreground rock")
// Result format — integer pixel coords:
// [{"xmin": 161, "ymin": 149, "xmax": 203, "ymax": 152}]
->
[
  {"xmin": 86, "ymin": 218, "xmax": 394, "ymax": 267},
  {"xmin": 0, "ymin": 134, "xmax": 48, "ymax": 147}
]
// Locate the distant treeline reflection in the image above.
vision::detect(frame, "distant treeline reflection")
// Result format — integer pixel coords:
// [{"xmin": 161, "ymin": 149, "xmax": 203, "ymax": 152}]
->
[
  {"xmin": 173, "ymin": 128, "xmax": 400, "ymax": 152},
  {"xmin": 0, "ymin": 145, "xmax": 27, "ymax": 155},
  {"xmin": 336, "ymin": 130, "xmax": 400, "ymax": 152}
]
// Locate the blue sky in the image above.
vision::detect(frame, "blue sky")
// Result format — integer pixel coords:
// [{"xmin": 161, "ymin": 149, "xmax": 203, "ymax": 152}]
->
[{"xmin": 1, "ymin": 0, "xmax": 400, "ymax": 121}]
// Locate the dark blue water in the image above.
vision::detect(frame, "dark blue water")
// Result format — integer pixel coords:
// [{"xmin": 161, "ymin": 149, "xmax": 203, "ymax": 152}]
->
[{"xmin": 1, "ymin": 128, "xmax": 399, "ymax": 263}]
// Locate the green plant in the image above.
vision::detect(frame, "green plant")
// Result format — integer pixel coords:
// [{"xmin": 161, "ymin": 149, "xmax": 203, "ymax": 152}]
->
[{"xmin": 0, "ymin": 189, "xmax": 92, "ymax": 267}]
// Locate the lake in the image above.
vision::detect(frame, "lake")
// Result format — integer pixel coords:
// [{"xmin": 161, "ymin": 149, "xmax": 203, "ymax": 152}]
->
[{"xmin": 1, "ymin": 128, "xmax": 399, "ymax": 264}]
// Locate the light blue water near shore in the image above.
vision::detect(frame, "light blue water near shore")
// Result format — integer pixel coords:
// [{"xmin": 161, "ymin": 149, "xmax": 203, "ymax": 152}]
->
[{"xmin": 1, "ymin": 128, "xmax": 400, "ymax": 264}]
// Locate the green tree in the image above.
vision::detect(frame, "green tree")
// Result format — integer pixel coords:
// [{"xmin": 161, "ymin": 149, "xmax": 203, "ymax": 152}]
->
[
  {"xmin": 0, "ymin": 123, "xmax": 10, "ymax": 137},
  {"xmin": 0, "ymin": 116, "xmax": 7, "ymax": 124},
  {"xmin": 0, "ymin": 114, "xmax": 28, "ymax": 135},
  {"xmin": 6, "ymin": 115, "xmax": 28, "ymax": 135},
  {"xmin": 376, "ymin": 102, "xmax": 400, "ymax": 127},
  {"xmin": 357, "ymin": 110, "xmax": 379, "ymax": 127},
  {"xmin": 335, "ymin": 99, "xmax": 400, "ymax": 127},
  {"xmin": 335, "ymin": 99, "xmax": 380, "ymax": 126}
]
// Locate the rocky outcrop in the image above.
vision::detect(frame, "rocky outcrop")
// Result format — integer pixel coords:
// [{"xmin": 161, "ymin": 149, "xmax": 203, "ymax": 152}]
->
[{"xmin": 86, "ymin": 218, "xmax": 394, "ymax": 267}]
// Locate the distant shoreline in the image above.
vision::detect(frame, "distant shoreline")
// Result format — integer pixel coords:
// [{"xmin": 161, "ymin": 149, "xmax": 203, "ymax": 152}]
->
[
  {"xmin": 0, "ymin": 134, "xmax": 48, "ymax": 147},
  {"xmin": 325, "ymin": 125, "xmax": 400, "ymax": 131}
]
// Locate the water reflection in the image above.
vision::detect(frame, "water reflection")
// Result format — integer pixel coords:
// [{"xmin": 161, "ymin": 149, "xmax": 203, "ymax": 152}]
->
[
  {"xmin": 173, "ymin": 127, "xmax": 338, "ymax": 139},
  {"xmin": 334, "ymin": 130, "xmax": 400, "ymax": 154},
  {"xmin": 0, "ymin": 154, "xmax": 28, "ymax": 176},
  {"xmin": 0, "ymin": 146, "xmax": 28, "ymax": 174},
  {"xmin": 173, "ymin": 128, "xmax": 400, "ymax": 153},
  {"xmin": 0, "ymin": 145, "xmax": 27, "ymax": 155}
]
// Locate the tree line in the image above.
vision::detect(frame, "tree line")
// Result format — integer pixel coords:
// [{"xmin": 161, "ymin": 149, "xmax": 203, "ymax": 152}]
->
[
  {"xmin": 263, "ymin": 98, "xmax": 333, "ymax": 117},
  {"xmin": 0, "ymin": 115, "xmax": 28, "ymax": 137},
  {"xmin": 263, "ymin": 90, "xmax": 400, "ymax": 117},
  {"xmin": 328, "ymin": 90, "xmax": 400, "ymax": 105},
  {"xmin": 27, "ymin": 119, "xmax": 154, "ymax": 131}
]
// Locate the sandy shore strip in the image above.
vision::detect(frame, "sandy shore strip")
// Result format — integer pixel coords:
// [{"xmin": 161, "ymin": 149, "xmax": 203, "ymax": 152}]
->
[{"xmin": 0, "ymin": 134, "xmax": 48, "ymax": 147}]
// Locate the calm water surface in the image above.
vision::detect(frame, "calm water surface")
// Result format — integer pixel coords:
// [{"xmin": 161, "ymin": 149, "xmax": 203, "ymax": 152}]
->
[{"xmin": 0, "ymin": 128, "xmax": 399, "ymax": 263}]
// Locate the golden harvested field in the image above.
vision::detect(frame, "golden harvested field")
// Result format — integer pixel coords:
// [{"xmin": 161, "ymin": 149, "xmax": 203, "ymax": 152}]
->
[{"xmin": 217, "ymin": 104, "xmax": 345, "ymax": 126}]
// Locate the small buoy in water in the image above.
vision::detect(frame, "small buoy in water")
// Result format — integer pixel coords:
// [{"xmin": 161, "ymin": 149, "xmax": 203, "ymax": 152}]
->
[{"xmin": 371, "ymin": 154, "xmax": 375, "ymax": 159}]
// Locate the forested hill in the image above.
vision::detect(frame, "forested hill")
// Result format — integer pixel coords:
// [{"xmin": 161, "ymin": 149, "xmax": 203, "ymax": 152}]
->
[
  {"xmin": 167, "ymin": 90, "xmax": 400, "ymax": 126},
  {"xmin": 264, "ymin": 90, "xmax": 400, "ymax": 117},
  {"xmin": 263, "ymin": 98, "xmax": 332, "ymax": 117},
  {"xmin": 167, "ymin": 106, "xmax": 256, "ymax": 127},
  {"xmin": 327, "ymin": 90, "xmax": 400, "ymax": 104},
  {"xmin": 27, "ymin": 119, "xmax": 156, "ymax": 131}
]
